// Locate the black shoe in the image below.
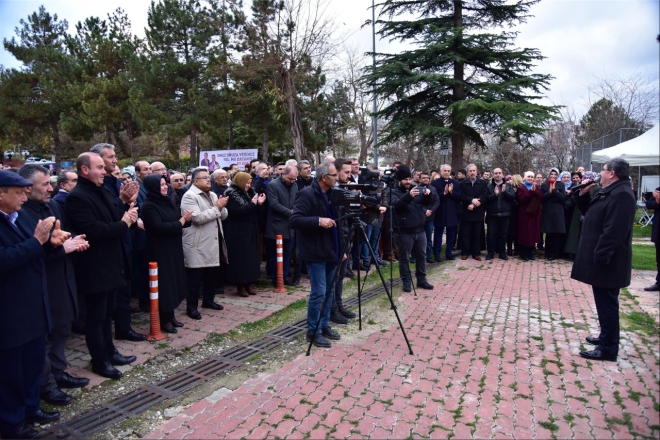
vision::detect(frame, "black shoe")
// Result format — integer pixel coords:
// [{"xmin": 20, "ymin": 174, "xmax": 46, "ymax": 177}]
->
[
  {"xmin": 306, "ymin": 333, "xmax": 332, "ymax": 348},
  {"xmin": 529, "ymin": 255, "xmax": 536, "ymax": 261},
  {"xmin": 110, "ymin": 352, "xmax": 137, "ymax": 366},
  {"xmin": 321, "ymin": 326, "xmax": 341, "ymax": 340},
  {"xmin": 344, "ymin": 268, "xmax": 355, "ymax": 278},
  {"xmin": 417, "ymin": 280, "xmax": 434, "ymax": 290},
  {"xmin": 290, "ymin": 278, "xmax": 300, "ymax": 286},
  {"xmin": 545, "ymin": 256, "xmax": 555, "ymax": 261},
  {"xmin": 187, "ymin": 309, "xmax": 202, "ymax": 320},
  {"xmin": 585, "ymin": 336, "xmax": 600, "ymax": 345},
  {"xmin": 215, "ymin": 287, "xmax": 225, "ymax": 295},
  {"xmin": 499, "ymin": 253, "xmax": 509, "ymax": 260},
  {"xmin": 339, "ymin": 306, "xmax": 356, "ymax": 319},
  {"xmin": 201, "ymin": 301, "xmax": 224, "ymax": 310},
  {"xmin": 402, "ymin": 281, "xmax": 412, "ymax": 292},
  {"xmin": 353, "ymin": 263, "xmax": 369, "ymax": 272},
  {"xmin": 130, "ymin": 306, "xmax": 142, "ymax": 314},
  {"xmin": 41, "ymin": 388, "xmax": 72, "ymax": 406},
  {"xmin": 507, "ymin": 249, "xmax": 513, "ymax": 256},
  {"xmin": 579, "ymin": 349, "xmax": 617, "ymax": 362},
  {"xmin": 162, "ymin": 326, "xmax": 178, "ymax": 334},
  {"xmin": 330, "ymin": 311, "xmax": 348, "ymax": 324},
  {"xmin": 56, "ymin": 372, "xmax": 89, "ymax": 389},
  {"xmin": 445, "ymin": 255, "xmax": 455, "ymax": 261},
  {"xmin": 171, "ymin": 318, "xmax": 184, "ymax": 328},
  {"xmin": 485, "ymin": 253, "xmax": 494, "ymax": 260},
  {"xmin": 25, "ymin": 408, "xmax": 61, "ymax": 425},
  {"xmin": 644, "ymin": 283, "xmax": 660, "ymax": 291},
  {"xmin": 434, "ymin": 255, "xmax": 442, "ymax": 262},
  {"xmin": 115, "ymin": 329, "xmax": 147, "ymax": 342},
  {"xmin": 91, "ymin": 361, "xmax": 122, "ymax": 379},
  {"xmin": 1, "ymin": 424, "xmax": 39, "ymax": 439},
  {"xmin": 426, "ymin": 258, "xmax": 435, "ymax": 264},
  {"xmin": 376, "ymin": 259, "xmax": 388, "ymax": 266}
]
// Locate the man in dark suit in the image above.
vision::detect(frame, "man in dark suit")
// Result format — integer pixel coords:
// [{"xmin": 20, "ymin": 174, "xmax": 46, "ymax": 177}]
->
[
  {"xmin": 571, "ymin": 158, "xmax": 636, "ymax": 362},
  {"xmin": 265, "ymin": 164, "xmax": 299, "ymax": 286},
  {"xmin": 431, "ymin": 164, "xmax": 461, "ymax": 261},
  {"xmin": 418, "ymin": 171, "xmax": 440, "ymax": 263},
  {"xmin": 459, "ymin": 164, "xmax": 488, "ymax": 260},
  {"xmin": 0, "ymin": 170, "xmax": 70, "ymax": 439},
  {"xmin": 65, "ymin": 153, "xmax": 140, "ymax": 379},
  {"xmin": 644, "ymin": 187, "xmax": 660, "ymax": 291},
  {"xmin": 51, "ymin": 170, "xmax": 77, "ymax": 210},
  {"xmin": 18, "ymin": 165, "xmax": 91, "ymax": 407}
]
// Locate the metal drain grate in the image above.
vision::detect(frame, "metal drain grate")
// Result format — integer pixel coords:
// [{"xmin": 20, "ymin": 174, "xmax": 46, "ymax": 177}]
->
[{"xmin": 39, "ymin": 258, "xmax": 449, "ymax": 439}]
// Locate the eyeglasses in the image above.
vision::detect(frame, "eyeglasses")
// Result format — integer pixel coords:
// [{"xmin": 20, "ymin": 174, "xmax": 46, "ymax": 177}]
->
[
  {"xmin": 152, "ymin": 168, "xmax": 166, "ymax": 172},
  {"xmin": 196, "ymin": 176, "xmax": 211, "ymax": 180},
  {"xmin": 325, "ymin": 173, "xmax": 338, "ymax": 177}
]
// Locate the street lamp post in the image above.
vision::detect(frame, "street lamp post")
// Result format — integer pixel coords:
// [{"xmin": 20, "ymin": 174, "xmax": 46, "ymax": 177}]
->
[{"xmin": 372, "ymin": 0, "xmax": 378, "ymax": 165}]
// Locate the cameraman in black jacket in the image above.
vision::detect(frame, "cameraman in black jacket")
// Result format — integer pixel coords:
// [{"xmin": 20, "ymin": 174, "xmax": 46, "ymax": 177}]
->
[{"xmin": 391, "ymin": 166, "xmax": 434, "ymax": 292}]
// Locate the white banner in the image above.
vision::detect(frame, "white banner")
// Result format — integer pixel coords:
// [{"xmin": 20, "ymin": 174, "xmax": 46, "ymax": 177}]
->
[{"xmin": 199, "ymin": 149, "xmax": 258, "ymax": 171}]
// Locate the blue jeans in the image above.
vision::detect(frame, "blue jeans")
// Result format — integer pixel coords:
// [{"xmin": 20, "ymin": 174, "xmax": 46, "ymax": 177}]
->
[
  {"xmin": 424, "ymin": 220, "xmax": 434, "ymax": 258},
  {"xmin": 266, "ymin": 237, "xmax": 293, "ymax": 284},
  {"xmin": 305, "ymin": 261, "xmax": 336, "ymax": 335}
]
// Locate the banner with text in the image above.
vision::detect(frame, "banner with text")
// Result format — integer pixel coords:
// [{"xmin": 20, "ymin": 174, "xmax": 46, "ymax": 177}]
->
[{"xmin": 199, "ymin": 149, "xmax": 258, "ymax": 171}]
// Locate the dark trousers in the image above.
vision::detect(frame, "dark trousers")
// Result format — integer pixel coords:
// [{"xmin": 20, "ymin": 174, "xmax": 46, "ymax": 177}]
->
[
  {"xmin": 332, "ymin": 257, "xmax": 349, "ymax": 313},
  {"xmin": 518, "ymin": 244, "xmax": 535, "ymax": 259},
  {"xmin": 544, "ymin": 233, "xmax": 565, "ymax": 258},
  {"xmin": 159, "ymin": 310, "xmax": 175, "ymax": 328},
  {"xmin": 424, "ymin": 220, "xmax": 434, "ymax": 258},
  {"xmin": 86, "ymin": 290, "xmax": 117, "ymax": 365},
  {"xmin": 394, "ymin": 231, "xmax": 427, "ymax": 282},
  {"xmin": 113, "ymin": 280, "xmax": 133, "ymax": 334},
  {"xmin": 40, "ymin": 322, "xmax": 71, "ymax": 393},
  {"xmin": 433, "ymin": 224, "xmax": 457, "ymax": 258},
  {"xmin": 0, "ymin": 336, "xmax": 45, "ymax": 434},
  {"xmin": 592, "ymin": 286, "xmax": 620, "ymax": 356},
  {"xmin": 487, "ymin": 216, "xmax": 510, "ymax": 255},
  {"xmin": 186, "ymin": 267, "xmax": 219, "ymax": 310},
  {"xmin": 267, "ymin": 237, "xmax": 293, "ymax": 284},
  {"xmin": 655, "ymin": 242, "xmax": 659, "ymax": 282},
  {"xmin": 460, "ymin": 220, "xmax": 483, "ymax": 257},
  {"xmin": 133, "ymin": 249, "xmax": 149, "ymax": 310}
]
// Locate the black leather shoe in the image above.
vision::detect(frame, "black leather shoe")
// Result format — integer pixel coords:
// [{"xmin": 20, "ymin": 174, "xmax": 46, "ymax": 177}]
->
[
  {"xmin": 445, "ymin": 255, "xmax": 455, "ymax": 261},
  {"xmin": 585, "ymin": 336, "xmax": 600, "ymax": 345},
  {"xmin": 417, "ymin": 280, "xmax": 434, "ymax": 290},
  {"xmin": 306, "ymin": 333, "xmax": 332, "ymax": 348},
  {"xmin": 353, "ymin": 263, "xmax": 369, "ymax": 272},
  {"xmin": 485, "ymin": 253, "xmax": 494, "ymax": 260},
  {"xmin": 115, "ymin": 329, "xmax": 147, "ymax": 342},
  {"xmin": 187, "ymin": 309, "xmax": 202, "ymax": 320},
  {"xmin": 402, "ymin": 281, "xmax": 412, "ymax": 293},
  {"xmin": 579, "ymin": 349, "xmax": 617, "ymax": 362},
  {"xmin": 41, "ymin": 388, "xmax": 72, "ymax": 406},
  {"xmin": 56, "ymin": 372, "xmax": 89, "ymax": 389},
  {"xmin": 644, "ymin": 283, "xmax": 660, "ymax": 291},
  {"xmin": 426, "ymin": 258, "xmax": 435, "ymax": 264},
  {"xmin": 344, "ymin": 268, "xmax": 355, "ymax": 278},
  {"xmin": 25, "ymin": 408, "xmax": 61, "ymax": 424},
  {"xmin": 499, "ymin": 253, "xmax": 509, "ymax": 260},
  {"xmin": 321, "ymin": 326, "xmax": 341, "ymax": 340},
  {"xmin": 110, "ymin": 352, "xmax": 137, "ymax": 366},
  {"xmin": 162, "ymin": 326, "xmax": 178, "ymax": 334},
  {"xmin": 171, "ymin": 318, "xmax": 184, "ymax": 328},
  {"xmin": 290, "ymin": 278, "xmax": 300, "ymax": 286},
  {"xmin": 91, "ymin": 361, "xmax": 122, "ymax": 379},
  {"xmin": 339, "ymin": 306, "xmax": 356, "ymax": 319},
  {"xmin": 1, "ymin": 424, "xmax": 39, "ymax": 439},
  {"xmin": 330, "ymin": 311, "xmax": 348, "ymax": 325},
  {"xmin": 201, "ymin": 301, "xmax": 224, "ymax": 310}
]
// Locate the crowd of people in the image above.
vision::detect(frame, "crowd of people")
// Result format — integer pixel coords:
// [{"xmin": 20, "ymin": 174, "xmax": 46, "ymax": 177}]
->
[{"xmin": 0, "ymin": 141, "xmax": 656, "ymax": 438}]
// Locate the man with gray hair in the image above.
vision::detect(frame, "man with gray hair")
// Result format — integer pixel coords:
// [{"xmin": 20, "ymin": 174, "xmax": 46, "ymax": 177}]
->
[
  {"xmin": 296, "ymin": 160, "xmax": 313, "ymax": 190},
  {"xmin": 458, "ymin": 164, "xmax": 488, "ymax": 260},
  {"xmin": 52, "ymin": 170, "xmax": 78, "ymax": 210},
  {"xmin": 211, "ymin": 169, "xmax": 229, "ymax": 197}
]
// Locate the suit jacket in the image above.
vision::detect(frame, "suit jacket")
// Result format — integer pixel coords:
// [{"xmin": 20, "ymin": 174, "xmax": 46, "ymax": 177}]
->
[
  {"xmin": 52, "ymin": 190, "xmax": 68, "ymax": 211},
  {"xmin": 419, "ymin": 183, "xmax": 440, "ymax": 222},
  {"xmin": 459, "ymin": 178, "xmax": 488, "ymax": 222},
  {"xmin": 21, "ymin": 199, "xmax": 78, "ymax": 327},
  {"xmin": 431, "ymin": 178, "xmax": 462, "ymax": 228},
  {"xmin": 65, "ymin": 176, "xmax": 132, "ymax": 294},
  {"xmin": 265, "ymin": 176, "xmax": 298, "ymax": 240},
  {"xmin": 0, "ymin": 211, "xmax": 51, "ymax": 349}
]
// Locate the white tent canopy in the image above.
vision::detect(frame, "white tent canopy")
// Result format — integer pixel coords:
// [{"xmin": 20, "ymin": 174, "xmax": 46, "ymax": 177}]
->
[{"xmin": 591, "ymin": 125, "xmax": 660, "ymax": 166}]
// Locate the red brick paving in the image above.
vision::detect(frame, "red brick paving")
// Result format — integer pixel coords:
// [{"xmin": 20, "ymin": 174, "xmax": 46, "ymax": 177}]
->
[{"xmin": 143, "ymin": 257, "xmax": 660, "ymax": 439}]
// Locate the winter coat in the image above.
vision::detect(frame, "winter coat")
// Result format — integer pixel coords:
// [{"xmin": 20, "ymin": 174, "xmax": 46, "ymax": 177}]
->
[
  {"xmin": 223, "ymin": 186, "xmax": 261, "ymax": 285},
  {"xmin": 459, "ymin": 178, "xmax": 488, "ymax": 222},
  {"xmin": 265, "ymin": 176, "xmax": 298, "ymax": 240},
  {"xmin": 541, "ymin": 180, "xmax": 566, "ymax": 233},
  {"xmin": 571, "ymin": 179, "xmax": 636, "ymax": 289},
  {"xmin": 517, "ymin": 184, "xmax": 542, "ymax": 247},
  {"xmin": 485, "ymin": 180, "xmax": 516, "ymax": 217},
  {"xmin": 390, "ymin": 183, "xmax": 433, "ymax": 234},
  {"xmin": 419, "ymin": 183, "xmax": 440, "ymax": 222},
  {"xmin": 180, "ymin": 184, "xmax": 228, "ymax": 268},
  {"xmin": 431, "ymin": 178, "xmax": 462, "ymax": 228},
  {"xmin": 646, "ymin": 188, "xmax": 659, "ymax": 243}
]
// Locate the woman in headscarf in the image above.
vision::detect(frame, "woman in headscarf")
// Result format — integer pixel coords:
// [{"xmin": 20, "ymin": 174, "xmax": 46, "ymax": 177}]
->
[
  {"xmin": 141, "ymin": 174, "xmax": 192, "ymax": 333},
  {"xmin": 540, "ymin": 167, "xmax": 566, "ymax": 260},
  {"xmin": 223, "ymin": 172, "xmax": 266, "ymax": 297},
  {"xmin": 506, "ymin": 174, "xmax": 523, "ymax": 256},
  {"xmin": 517, "ymin": 171, "xmax": 542, "ymax": 261}
]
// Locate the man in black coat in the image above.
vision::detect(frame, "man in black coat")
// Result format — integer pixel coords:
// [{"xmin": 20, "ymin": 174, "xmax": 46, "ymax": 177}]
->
[
  {"xmin": 65, "ymin": 153, "xmax": 140, "ymax": 379},
  {"xmin": 571, "ymin": 158, "xmax": 636, "ymax": 362},
  {"xmin": 431, "ymin": 164, "xmax": 461, "ymax": 262},
  {"xmin": 51, "ymin": 170, "xmax": 78, "ymax": 211},
  {"xmin": 540, "ymin": 168, "xmax": 567, "ymax": 260},
  {"xmin": 18, "ymin": 165, "xmax": 90, "ymax": 407},
  {"xmin": 0, "ymin": 170, "xmax": 70, "ymax": 439},
  {"xmin": 459, "ymin": 164, "xmax": 488, "ymax": 260},
  {"xmin": 390, "ymin": 165, "xmax": 434, "ymax": 292},
  {"xmin": 485, "ymin": 168, "xmax": 516, "ymax": 260},
  {"xmin": 418, "ymin": 171, "xmax": 439, "ymax": 264},
  {"xmin": 644, "ymin": 187, "xmax": 660, "ymax": 291}
]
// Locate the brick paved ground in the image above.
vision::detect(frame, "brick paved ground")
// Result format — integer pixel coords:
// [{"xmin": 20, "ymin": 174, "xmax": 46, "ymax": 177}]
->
[{"xmin": 144, "ymin": 257, "xmax": 660, "ymax": 439}]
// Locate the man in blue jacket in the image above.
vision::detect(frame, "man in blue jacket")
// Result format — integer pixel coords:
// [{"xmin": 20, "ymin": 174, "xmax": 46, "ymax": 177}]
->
[{"xmin": 290, "ymin": 163, "xmax": 342, "ymax": 348}]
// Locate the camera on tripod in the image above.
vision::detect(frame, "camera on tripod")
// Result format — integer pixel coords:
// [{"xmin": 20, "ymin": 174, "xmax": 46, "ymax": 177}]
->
[{"xmin": 331, "ymin": 184, "xmax": 382, "ymax": 214}]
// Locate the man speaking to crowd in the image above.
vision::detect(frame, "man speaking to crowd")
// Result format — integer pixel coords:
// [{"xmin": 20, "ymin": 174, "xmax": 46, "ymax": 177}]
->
[{"xmin": 571, "ymin": 158, "xmax": 636, "ymax": 362}]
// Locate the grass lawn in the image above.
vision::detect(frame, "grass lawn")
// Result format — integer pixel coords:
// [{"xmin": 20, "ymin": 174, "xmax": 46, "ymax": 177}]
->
[
  {"xmin": 632, "ymin": 244, "xmax": 656, "ymax": 271},
  {"xmin": 633, "ymin": 208, "xmax": 653, "ymax": 239}
]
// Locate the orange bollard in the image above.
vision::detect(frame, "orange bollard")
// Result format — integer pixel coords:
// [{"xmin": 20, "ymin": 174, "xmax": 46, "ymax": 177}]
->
[
  {"xmin": 274, "ymin": 235, "xmax": 287, "ymax": 292},
  {"xmin": 146, "ymin": 262, "xmax": 166, "ymax": 341}
]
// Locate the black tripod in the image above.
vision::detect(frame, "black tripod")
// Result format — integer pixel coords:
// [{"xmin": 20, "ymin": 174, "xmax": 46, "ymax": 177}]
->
[{"xmin": 306, "ymin": 211, "xmax": 414, "ymax": 356}]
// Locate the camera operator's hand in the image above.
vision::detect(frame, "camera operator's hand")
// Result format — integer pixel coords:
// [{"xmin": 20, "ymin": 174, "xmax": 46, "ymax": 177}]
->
[
  {"xmin": 319, "ymin": 217, "xmax": 336, "ymax": 229},
  {"xmin": 410, "ymin": 187, "xmax": 420, "ymax": 197},
  {"xmin": 379, "ymin": 206, "xmax": 387, "ymax": 214}
]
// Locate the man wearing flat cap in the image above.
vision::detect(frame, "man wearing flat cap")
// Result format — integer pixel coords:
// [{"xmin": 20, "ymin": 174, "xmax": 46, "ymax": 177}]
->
[{"xmin": 0, "ymin": 170, "xmax": 71, "ymax": 439}]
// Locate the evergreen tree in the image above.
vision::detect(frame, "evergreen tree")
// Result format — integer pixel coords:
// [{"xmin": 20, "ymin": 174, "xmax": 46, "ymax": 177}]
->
[
  {"xmin": 364, "ymin": 0, "xmax": 559, "ymax": 171},
  {"xmin": 578, "ymin": 98, "xmax": 641, "ymax": 144}
]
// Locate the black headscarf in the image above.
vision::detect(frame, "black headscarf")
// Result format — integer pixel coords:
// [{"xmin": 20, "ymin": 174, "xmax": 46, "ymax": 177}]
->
[{"xmin": 144, "ymin": 174, "xmax": 173, "ymax": 207}]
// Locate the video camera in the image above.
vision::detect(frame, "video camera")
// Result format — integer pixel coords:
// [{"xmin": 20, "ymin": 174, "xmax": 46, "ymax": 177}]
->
[
  {"xmin": 331, "ymin": 184, "xmax": 383, "ymax": 215},
  {"xmin": 359, "ymin": 167, "xmax": 396, "ymax": 185}
]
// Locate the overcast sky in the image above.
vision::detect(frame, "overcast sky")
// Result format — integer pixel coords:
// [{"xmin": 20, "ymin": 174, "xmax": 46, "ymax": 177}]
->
[{"xmin": 1, "ymin": 0, "xmax": 658, "ymax": 120}]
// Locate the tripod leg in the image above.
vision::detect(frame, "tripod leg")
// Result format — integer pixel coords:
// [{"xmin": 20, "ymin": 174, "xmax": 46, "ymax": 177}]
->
[{"xmin": 358, "ymin": 224, "xmax": 414, "ymax": 355}]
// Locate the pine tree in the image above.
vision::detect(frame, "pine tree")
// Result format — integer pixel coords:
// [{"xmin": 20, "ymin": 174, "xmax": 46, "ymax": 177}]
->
[{"xmin": 364, "ymin": 0, "xmax": 559, "ymax": 171}]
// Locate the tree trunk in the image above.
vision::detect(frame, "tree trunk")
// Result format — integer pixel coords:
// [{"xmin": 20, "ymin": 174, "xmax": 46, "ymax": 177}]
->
[
  {"xmin": 261, "ymin": 125, "xmax": 269, "ymax": 162},
  {"xmin": 450, "ymin": 0, "xmax": 465, "ymax": 173},
  {"xmin": 125, "ymin": 113, "xmax": 137, "ymax": 165},
  {"xmin": 357, "ymin": 121, "xmax": 370, "ymax": 165},
  {"xmin": 105, "ymin": 126, "xmax": 113, "ymax": 145},
  {"xmin": 53, "ymin": 124, "xmax": 62, "ymax": 174},
  {"xmin": 189, "ymin": 130, "xmax": 197, "ymax": 170},
  {"xmin": 283, "ymin": 68, "xmax": 305, "ymax": 160}
]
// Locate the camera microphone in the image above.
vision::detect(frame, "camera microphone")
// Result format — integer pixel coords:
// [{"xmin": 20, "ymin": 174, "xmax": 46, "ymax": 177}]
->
[{"xmin": 571, "ymin": 174, "xmax": 601, "ymax": 192}]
